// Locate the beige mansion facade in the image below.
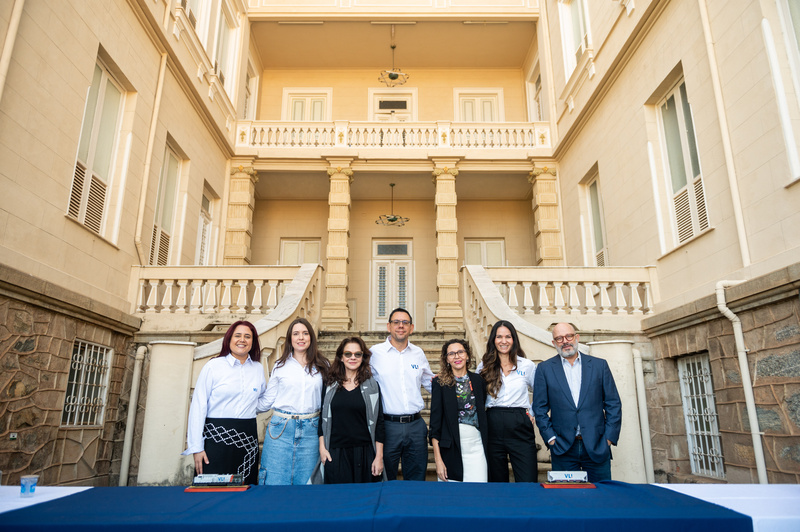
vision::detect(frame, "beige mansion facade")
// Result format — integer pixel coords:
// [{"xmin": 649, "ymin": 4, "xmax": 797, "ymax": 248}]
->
[{"xmin": 1, "ymin": 0, "xmax": 799, "ymax": 486}]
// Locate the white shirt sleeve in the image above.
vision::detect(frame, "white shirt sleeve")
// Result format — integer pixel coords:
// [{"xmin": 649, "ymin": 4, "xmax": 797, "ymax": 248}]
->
[
  {"xmin": 182, "ymin": 361, "xmax": 213, "ymax": 455},
  {"xmin": 258, "ymin": 366, "xmax": 280, "ymax": 413},
  {"xmin": 420, "ymin": 356, "xmax": 434, "ymax": 394}
]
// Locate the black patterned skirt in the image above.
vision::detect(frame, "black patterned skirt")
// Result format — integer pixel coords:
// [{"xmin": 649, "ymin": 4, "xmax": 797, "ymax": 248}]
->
[{"xmin": 202, "ymin": 417, "xmax": 259, "ymax": 485}]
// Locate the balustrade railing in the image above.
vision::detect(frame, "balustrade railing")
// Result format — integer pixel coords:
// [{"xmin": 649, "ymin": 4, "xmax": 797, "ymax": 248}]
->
[
  {"xmin": 485, "ymin": 266, "xmax": 658, "ymax": 317},
  {"xmin": 129, "ymin": 265, "xmax": 302, "ymax": 315},
  {"xmin": 236, "ymin": 120, "xmax": 550, "ymax": 150}
]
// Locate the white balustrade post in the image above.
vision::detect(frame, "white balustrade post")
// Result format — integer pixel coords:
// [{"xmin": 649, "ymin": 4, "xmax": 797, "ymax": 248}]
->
[
  {"xmin": 554, "ymin": 281, "xmax": 566, "ymax": 314},
  {"xmin": 251, "ymin": 280, "xmax": 264, "ymax": 314},
  {"xmin": 162, "ymin": 280, "xmax": 175, "ymax": 313},
  {"xmin": 145, "ymin": 280, "xmax": 159, "ymax": 314},
  {"xmin": 614, "ymin": 282, "xmax": 628, "ymax": 314},
  {"xmin": 522, "ymin": 281, "xmax": 535, "ymax": 315},
  {"xmin": 266, "ymin": 280, "xmax": 279, "ymax": 309},
  {"xmin": 568, "ymin": 281, "xmax": 580, "ymax": 315},
  {"xmin": 204, "ymin": 280, "xmax": 219, "ymax": 313},
  {"xmin": 220, "ymin": 280, "xmax": 233, "ymax": 314},
  {"xmin": 189, "ymin": 280, "xmax": 203, "ymax": 314},
  {"xmin": 507, "ymin": 282, "xmax": 519, "ymax": 312},
  {"xmin": 585, "ymin": 283, "xmax": 598, "ymax": 315},
  {"xmin": 537, "ymin": 281, "xmax": 551, "ymax": 314},
  {"xmin": 644, "ymin": 283, "xmax": 654, "ymax": 314},
  {"xmin": 236, "ymin": 280, "xmax": 249, "ymax": 312},
  {"xmin": 138, "ymin": 279, "xmax": 147, "ymax": 313},
  {"xmin": 630, "ymin": 282, "xmax": 644, "ymax": 315},
  {"xmin": 175, "ymin": 280, "xmax": 189, "ymax": 314},
  {"xmin": 598, "ymin": 282, "xmax": 612, "ymax": 314}
]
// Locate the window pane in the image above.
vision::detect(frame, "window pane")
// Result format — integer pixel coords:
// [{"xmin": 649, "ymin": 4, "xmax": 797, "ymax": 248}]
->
[
  {"xmin": 465, "ymin": 242, "xmax": 481, "ymax": 265},
  {"xmin": 661, "ymin": 95, "xmax": 688, "ymax": 193},
  {"xmin": 680, "ymin": 83, "xmax": 701, "ymax": 179},
  {"xmin": 376, "ymin": 244, "xmax": 408, "ymax": 256},
  {"xmin": 303, "ymin": 241, "xmax": 320, "ymax": 263},
  {"xmin": 481, "ymin": 99, "xmax": 495, "ymax": 122},
  {"xmin": 78, "ymin": 65, "xmax": 103, "ymax": 164},
  {"xmin": 485, "ymin": 241, "xmax": 504, "ymax": 266},
  {"xmin": 291, "ymin": 99, "xmax": 305, "ymax": 121},
  {"xmin": 283, "ymin": 242, "xmax": 299, "ymax": 264},
  {"xmin": 789, "ymin": 0, "xmax": 800, "ymax": 48},
  {"xmin": 462, "ymin": 99, "xmax": 474, "ymax": 122},
  {"xmin": 310, "ymin": 99, "xmax": 325, "ymax": 121},
  {"xmin": 92, "ymin": 79, "xmax": 122, "ymax": 182},
  {"xmin": 570, "ymin": 0, "xmax": 585, "ymax": 53},
  {"xmin": 589, "ymin": 181, "xmax": 604, "ymax": 251}
]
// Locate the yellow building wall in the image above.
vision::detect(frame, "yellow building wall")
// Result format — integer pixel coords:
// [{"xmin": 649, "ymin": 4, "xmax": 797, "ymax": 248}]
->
[
  {"xmin": 457, "ymin": 200, "xmax": 536, "ymax": 266},
  {"xmin": 258, "ymin": 69, "xmax": 528, "ymax": 122}
]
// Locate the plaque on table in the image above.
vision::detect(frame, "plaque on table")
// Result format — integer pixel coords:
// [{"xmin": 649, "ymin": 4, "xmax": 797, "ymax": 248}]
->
[
  {"xmin": 185, "ymin": 474, "xmax": 249, "ymax": 492},
  {"xmin": 541, "ymin": 471, "xmax": 595, "ymax": 488}
]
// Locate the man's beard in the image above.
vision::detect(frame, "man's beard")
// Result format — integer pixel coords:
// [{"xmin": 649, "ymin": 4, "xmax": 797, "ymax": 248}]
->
[{"xmin": 557, "ymin": 344, "xmax": 576, "ymax": 358}]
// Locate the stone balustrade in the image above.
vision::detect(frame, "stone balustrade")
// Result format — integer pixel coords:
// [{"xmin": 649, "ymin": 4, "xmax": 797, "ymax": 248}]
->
[
  {"xmin": 236, "ymin": 120, "xmax": 551, "ymax": 150},
  {"xmin": 485, "ymin": 266, "xmax": 658, "ymax": 317},
  {"xmin": 129, "ymin": 265, "xmax": 302, "ymax": 314}
]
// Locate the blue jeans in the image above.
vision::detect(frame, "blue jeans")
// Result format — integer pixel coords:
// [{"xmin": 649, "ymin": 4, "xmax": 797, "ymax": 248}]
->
[
  {"xmin": 550, "ymin": 437, "xmax": 612, "ymax": 483},
  {"xmin": 258, "ymin": 410, "xmax": 320, "ymax": 485},
  {"xmin": 383, "ymin": 417, "xmax": 428, "ymax": 481}
]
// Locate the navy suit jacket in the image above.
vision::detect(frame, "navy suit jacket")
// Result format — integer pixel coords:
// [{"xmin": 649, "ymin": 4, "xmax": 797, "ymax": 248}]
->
[{"xmin": 532, "ymin": 353, "xmax": 621, "ymax": 464}]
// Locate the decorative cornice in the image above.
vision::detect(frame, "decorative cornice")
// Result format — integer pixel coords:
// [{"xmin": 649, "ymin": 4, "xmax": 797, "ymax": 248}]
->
[
  {"xmin": 432, "ymin": 166, "xmax": 459, "ymax": 178},
  {"xmin": 528, "ymin": 165, "xmax": 557, "ymax": 183},
  {"xmin": 231, "ymin": 164, "xmax": 259, "ymax": 183},
  {"xmin": 327, "ymin": 166, "xmax": 354, "ymax": 180}
]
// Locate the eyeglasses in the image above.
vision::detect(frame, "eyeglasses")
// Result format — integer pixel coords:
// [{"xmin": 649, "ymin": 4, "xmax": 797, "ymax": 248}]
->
[
  {"xmin": 389, "ymin": 320, "xmax": 411, "ymax": 326},
  {"xmin": 553, "ymin": 334, "xmax": 576, "ymax": 344},
  {"xmin": 342, "ymin": 352, "xmax": 364, "ymax": 359},
  {"xmin": 446, "ymin": 350, "xmax": 467, "ymax": 358}
]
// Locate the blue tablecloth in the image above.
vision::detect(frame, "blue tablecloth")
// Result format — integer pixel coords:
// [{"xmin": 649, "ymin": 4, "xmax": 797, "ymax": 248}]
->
[{"xmin": 0, "ymin": 481, "xmax": 752, "ymax": 532}]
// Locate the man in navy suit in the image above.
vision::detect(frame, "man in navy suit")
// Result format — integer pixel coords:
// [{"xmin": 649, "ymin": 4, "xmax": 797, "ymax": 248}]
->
[{"xmin": 532, "ymin": 323, "xmax": 622, "ymax": 482}]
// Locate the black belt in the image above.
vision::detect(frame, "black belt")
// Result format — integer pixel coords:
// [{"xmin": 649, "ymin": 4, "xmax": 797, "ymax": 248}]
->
[
  {"xmin": 384, "ymin": 413, "xmax": 421, "ymax": 423},
  {"xmin": 487, "ymin": 407, "xmax": 527, "ymax": 413}
]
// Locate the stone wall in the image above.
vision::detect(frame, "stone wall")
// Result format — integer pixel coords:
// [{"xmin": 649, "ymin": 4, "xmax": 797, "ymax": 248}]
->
[
  {"xmin": 644, "ymin": 267, "xmax": 800, "ymax": 483},
  {"xmin": 0, "ymin": 265, "xmax": 140, "ymax": 486}
]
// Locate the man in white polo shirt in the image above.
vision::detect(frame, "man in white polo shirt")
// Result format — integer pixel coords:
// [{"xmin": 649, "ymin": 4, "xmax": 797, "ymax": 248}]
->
[{"xmin": 370, "ymin": 308, "xmax": 434, "ymax": 480}]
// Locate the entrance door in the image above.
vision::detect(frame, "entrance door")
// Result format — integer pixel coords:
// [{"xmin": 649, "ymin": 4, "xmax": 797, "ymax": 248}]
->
[{"xmin": 371, "ymin": 241, "xmax": 413, "ymax": 330}]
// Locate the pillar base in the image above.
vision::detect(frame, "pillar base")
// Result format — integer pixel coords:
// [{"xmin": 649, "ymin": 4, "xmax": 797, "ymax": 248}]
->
[
  {"xmin": 320, "ymin": 303, "xmax": 352, "ymax": 331},
  {"xmin": 433, "ymin": 303, "xmax": 465, "ymax": 332}
]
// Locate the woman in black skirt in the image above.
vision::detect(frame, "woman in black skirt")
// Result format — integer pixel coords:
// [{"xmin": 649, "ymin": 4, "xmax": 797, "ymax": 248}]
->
[
  {"xmin": 182, "ymin": 320, "xmax": 268, "ymax": 485},
  {"xmin": 310, "ymin": 337, "xmax": 386, "ymax": 484}
]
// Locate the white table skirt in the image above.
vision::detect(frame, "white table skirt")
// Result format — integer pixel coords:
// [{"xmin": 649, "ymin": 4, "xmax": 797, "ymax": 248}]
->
[{"xmin": 657, "ymin": 483, "xmax": 800, "ymax": 532}]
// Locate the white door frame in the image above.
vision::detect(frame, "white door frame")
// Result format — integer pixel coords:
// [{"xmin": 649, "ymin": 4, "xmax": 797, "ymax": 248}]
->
[{"xmin": 370, "ymin": 240, "xmax": 414, "ymax": 330}]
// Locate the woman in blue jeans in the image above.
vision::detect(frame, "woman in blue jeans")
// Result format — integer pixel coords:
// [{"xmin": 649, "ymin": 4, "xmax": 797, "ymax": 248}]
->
[{"xmin": 258, "ymin": 318, "xmax": 330, "ymax": 485}]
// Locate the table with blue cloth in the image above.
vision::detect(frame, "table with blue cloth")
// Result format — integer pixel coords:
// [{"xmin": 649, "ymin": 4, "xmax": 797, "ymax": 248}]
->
[{"xmin": 0, "ymin": 481, "xmax": 752, "ymax": 532}]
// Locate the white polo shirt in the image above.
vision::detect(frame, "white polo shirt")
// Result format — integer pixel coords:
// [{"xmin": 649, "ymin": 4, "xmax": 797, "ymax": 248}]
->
[{"xmin": 369, "ymin": 337, "xmax": 434, "ymax": 416}]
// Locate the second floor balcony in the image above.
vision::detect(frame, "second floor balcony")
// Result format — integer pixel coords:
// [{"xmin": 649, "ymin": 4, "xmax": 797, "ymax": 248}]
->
[{"xmin": 235, "ymin": 120, "xmax": 552, "ymax": 157}]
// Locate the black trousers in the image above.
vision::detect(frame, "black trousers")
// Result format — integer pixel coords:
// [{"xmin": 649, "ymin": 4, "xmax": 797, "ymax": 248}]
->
[{"xmin": 486, "ymin": 407, "xmax": 538, "ymax": 483}]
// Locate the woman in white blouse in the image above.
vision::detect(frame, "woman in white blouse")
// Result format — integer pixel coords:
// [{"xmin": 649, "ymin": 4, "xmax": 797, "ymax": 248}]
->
[
  {"xmin": 478, "ymin": 320, "xmax": 538, "ymax": 482},
  {"xmin": 183, "ymin": 320, "xmax": 267, "ymax": 485},
  {"xmin": 257, "ymin": 317, "xmax": 330, "ymax": 485}
]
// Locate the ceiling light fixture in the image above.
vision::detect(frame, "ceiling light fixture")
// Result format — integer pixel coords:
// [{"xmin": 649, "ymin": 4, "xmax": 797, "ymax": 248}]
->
[
  {"xmin": 375, "ymin": 183, "xmax": 409, "ymax": 227},
  {"xmin": 379, "ymin": 25, "xmax": 409, "ymax": 87}
]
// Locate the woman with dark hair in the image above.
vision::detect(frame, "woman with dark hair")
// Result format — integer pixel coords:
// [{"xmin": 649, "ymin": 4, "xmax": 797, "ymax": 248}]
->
[
  {"xmin": 257, "ymin": 317, "xmax": 330, "ymax": 485},
  {"xmin": 182, "ymin": 320, "xmax": 267, "ymax": 485},
  {"xmin": 310, "ymin": 337, "xmax": 386, "ymax": 484},
  {"xmin": 429, "ymin": 339, "xmax": 489, "ymax": 482},
  {"xmin": 478, "ymin": 320, "xmax": 538, "ymax": 482}
]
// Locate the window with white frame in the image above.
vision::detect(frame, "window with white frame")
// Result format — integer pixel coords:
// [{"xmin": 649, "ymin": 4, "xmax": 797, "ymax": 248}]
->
[
  {"xmin": 455, "ymin": 89, "xmax": 503, "ymax": 122},
  {"xmin": 281, "ymin": 239, "xmax": 321, "ymax": 265},
  {"xmin": 677, "ymin": 353, "xmax": 725, "ymax": 479},
  {"xmin": 464, "ymin": 240, "xmax": 505, "ymax": 267},
  {"xmin": 658, "ymin": 80, "xmax": 709, "ymax": 244},
  {"xmin": 587, "ymin": 178, "xmax": 608, "ymax": 266},
  {"xmin": 68, "ymin": 61, "xmax": 124, "ymax": 235},
  {"xmin": 242, "ymin": 63, "xmax": 258, "ymax": 120},
  {"xmin": 282, "ymin": 89, "xmax": 331, "ymax": 121},
  {"xmin": 369, "ymin": 88, "xmax": 417, "ymax": 122},
  {"xmin": 150, "ymin": 147, "xmax": 182, "ymax": 266},
  {"xmin": 183, "ymin": 0, "xmax": 204, "ymax": 30},
  {"xmin": 196, "ymin": 190, "xmax": 215, "ymax": 265},
  {"xmin": 559, "ymin": 0, "xmax": 589, "ymax": 77},
  {"xmin": 533, "ymin": 73, "xmax": 546, "ymax": 121},
  {"xmin": 61, "ymin": 340, "xmax": 112, "ymax": 427},
  {"xmin": 213, "ymin": 10, "xmax": 234, "ymax": 88}
]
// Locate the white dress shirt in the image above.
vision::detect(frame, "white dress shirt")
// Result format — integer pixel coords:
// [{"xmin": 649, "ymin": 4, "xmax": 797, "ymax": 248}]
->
[
  {"xmin": 370, "ymin": 338, "xmax": 434, "ymax": 415},
  {"xmin": 260, "ymin": 353, "xmax": 323, "ymax": 414},
  {"xmin": 478, "ymin": 357, "xmax": 536, "ymax": 410},
  {"xmin": 561, "ymin": 353, "xmax": 582, "ymax": 407},
  {"xmin": 183, "ymin": 354, "xmax": 268, "ymax": 454}
]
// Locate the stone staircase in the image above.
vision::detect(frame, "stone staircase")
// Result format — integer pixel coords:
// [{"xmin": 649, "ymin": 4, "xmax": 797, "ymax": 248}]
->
[{"xmin": 317, "ymin": 330, "xmax": 549, "ymax": 481}]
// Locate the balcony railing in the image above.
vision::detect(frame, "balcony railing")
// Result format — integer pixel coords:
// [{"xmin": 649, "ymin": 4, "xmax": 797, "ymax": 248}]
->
[
  {"xmin": 236, "ymin": 121, "xmax": 551, "ymax": 150},
  {"xmin": 129, "ymin": 265, "xmax": 302, "ymax": 314}
]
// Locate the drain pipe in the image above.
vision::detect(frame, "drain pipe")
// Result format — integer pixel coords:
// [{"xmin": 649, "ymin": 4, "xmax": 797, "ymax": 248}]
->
[
  {"xmin": 632, "ymin": 348, "xmax": 655, "ymax": 483},
  {"xmin": 716, "ymin": 280, "xmax": 768, "ymax": 484},
  {"xmin": 120, "ymin": 345, "xmax": 148, "ymax": 486}
]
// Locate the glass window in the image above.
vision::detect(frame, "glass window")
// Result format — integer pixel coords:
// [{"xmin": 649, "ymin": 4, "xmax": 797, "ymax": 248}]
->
[{"xmin": 150, "ymin": 148, "xmax": 181, "ymax": 265}]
